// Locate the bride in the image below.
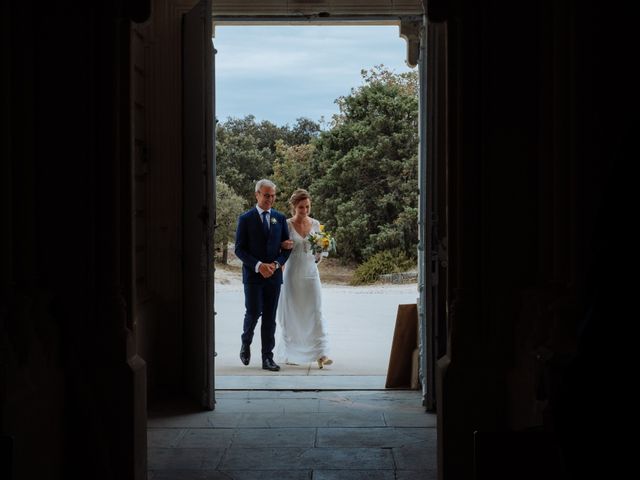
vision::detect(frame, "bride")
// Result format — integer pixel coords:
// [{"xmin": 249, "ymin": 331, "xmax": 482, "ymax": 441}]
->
[{"xmin": 276, "ymin": 189, "xmax": 333, "ymax": 368}]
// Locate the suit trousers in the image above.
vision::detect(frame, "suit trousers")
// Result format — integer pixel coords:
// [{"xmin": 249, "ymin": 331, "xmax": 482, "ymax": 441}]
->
[{"xmin": 241, "ymin": 282, "xmax": 282, "ymax": 360}]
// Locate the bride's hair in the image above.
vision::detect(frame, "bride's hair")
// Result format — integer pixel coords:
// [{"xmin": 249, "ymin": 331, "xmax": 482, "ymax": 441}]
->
[{"xmin": 288, "ymin": 189, "xmax": 311, "ymax": 214}]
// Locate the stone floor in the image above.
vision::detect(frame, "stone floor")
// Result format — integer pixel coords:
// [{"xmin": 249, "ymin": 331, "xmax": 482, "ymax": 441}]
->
[{"xmin": 148, "ymin": 388, "xmax": 437, "ymax": 479}]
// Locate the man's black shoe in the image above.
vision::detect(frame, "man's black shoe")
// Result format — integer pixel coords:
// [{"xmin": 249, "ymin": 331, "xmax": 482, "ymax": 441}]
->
[
  {"xmin": 262, "ymin": 358, "xmax": 280, "ymax": 371},
  {"xmin": 240, "ymin": 343, "xmax": 250, "ymax": 365}
]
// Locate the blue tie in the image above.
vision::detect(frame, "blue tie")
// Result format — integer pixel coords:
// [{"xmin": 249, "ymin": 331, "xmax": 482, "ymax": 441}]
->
[{"xmin": 262, "ymin": 211, "xmax": 270, "ymax": 236}]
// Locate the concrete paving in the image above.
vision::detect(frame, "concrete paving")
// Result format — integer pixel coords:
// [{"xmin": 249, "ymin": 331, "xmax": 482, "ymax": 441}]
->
[
  {"xmin": 148, "ymin": 390, "xmax": 437, "ymax": 480},
  {"xmin": 215, "ymin": 375, "xmax": 387, "ymax": 390},
  {"xmin": 214, "ymin": 280, "xmax": 419, "ymax": 384}
]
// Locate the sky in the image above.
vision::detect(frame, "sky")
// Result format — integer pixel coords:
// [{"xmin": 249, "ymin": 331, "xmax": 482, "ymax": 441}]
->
[{"xmin": 213, "ymin": 25, "xmax": 416, "ymax": 127}]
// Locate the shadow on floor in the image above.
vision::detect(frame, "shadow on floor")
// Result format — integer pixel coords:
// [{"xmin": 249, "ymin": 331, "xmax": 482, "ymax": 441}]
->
[{"xmin": 148, "ymin": 388, "xmax": 437, "ymax": 480}]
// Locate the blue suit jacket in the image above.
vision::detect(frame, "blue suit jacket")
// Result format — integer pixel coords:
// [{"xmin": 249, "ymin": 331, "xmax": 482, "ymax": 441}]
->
[{"xmin": 234, "ymin": 208, "xmax": 291, "ymax": 284}]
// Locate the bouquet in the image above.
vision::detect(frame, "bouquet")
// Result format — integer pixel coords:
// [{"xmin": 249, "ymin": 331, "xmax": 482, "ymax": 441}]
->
[{"xmin": 307, "ymin": 225, "xmax": 337, "ymax": 261}]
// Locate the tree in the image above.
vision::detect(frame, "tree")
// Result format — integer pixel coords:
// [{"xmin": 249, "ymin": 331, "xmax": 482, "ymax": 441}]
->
[
  {"xmin": 271, "ymin": 140, "xmax": 316, "ymax": 212},
  {"xmin": 216, "ymin": 118, "xmax": 272, "ymax": 204},
  {"xmin": 310, "ymin": 65, "xmax": 419, "ymax": 263},
  {"xmin": 216, "ymin": 115, "xmax": 322, "ymax": 205},
  {"xmin": 285, "ymin": 117, "xmax": 322, "ymax": 146},
  {"xmin": 214, "ymin": 179, "xmax": 245, "ymax": 264}
]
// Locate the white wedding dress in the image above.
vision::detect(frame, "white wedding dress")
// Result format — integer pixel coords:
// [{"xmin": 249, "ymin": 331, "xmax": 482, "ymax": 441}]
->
[{"xmin": 275, "ymin": 218, "xmax": 330, "ymax": 364}]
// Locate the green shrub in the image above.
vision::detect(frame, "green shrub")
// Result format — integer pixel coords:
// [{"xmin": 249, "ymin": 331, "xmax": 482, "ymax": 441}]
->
[{"xmin": 350, "ymin": 250, "xmax": 415, "ymax": 285}]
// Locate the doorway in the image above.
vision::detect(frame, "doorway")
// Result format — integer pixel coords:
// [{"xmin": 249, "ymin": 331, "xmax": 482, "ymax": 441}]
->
[
  {"xmin": 211, "ymin": 24, "xmax": 421, "ymax": 392},
  {"xmin": 177, "ymin": 0, "xmax": 437, "ymax": 414}
]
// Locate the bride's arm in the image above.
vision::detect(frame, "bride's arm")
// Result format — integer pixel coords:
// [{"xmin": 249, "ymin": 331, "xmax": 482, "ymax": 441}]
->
[{"xmin": 281, "ymin": 219, "xmax": 293, "ymax": 250}]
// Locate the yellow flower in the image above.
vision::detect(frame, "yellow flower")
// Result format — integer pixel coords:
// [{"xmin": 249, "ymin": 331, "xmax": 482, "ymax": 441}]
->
[
  {"xmin": 319, "ymin": 224, "xmax": 325, "ymax": 232},
  {"xmin": 307, "ymin": 228, "xmax": 336, "ymax": 256}
]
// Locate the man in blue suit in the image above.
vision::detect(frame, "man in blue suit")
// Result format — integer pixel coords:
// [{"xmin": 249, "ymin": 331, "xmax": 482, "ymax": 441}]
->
[{"xmin": 235, "ymin": 179, "xmax": 292, "ymax": 371}]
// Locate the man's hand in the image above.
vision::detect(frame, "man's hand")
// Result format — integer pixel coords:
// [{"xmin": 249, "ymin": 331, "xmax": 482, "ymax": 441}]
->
[{"xmin": 258, "ymin": 262, "xmax": 277, "ymax": 278}]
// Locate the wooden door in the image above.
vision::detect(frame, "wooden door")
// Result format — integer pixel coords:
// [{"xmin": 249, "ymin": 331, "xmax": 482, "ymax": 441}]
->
[
  {"xmin": 182, "ymin": 0, "xmax": 215, "ymax": 410},
  {"xmin": 421, "ymin": 18, "xmax": 449, "ymax": 411}
]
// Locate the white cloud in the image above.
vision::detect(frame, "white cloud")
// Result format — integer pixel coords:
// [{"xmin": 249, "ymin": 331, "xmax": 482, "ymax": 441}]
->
[
  {"xmin": 214, "ymin": 25, "xmax": 415, "ymax": 125},
  {"xmin": 218, "ymin": 50, "xmax": 310, "ymax": 74}
]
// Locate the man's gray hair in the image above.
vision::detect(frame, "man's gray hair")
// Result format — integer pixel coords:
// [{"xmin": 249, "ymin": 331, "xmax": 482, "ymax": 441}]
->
[{"xmin": 255, "ymin": 179, "xmax": 276, "ymax": 192}]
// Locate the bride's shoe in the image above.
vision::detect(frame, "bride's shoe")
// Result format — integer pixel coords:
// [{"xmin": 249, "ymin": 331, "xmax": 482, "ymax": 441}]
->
[{"xmin": 317, "ymin": 356, "xmax": 333, "ymax": 369}]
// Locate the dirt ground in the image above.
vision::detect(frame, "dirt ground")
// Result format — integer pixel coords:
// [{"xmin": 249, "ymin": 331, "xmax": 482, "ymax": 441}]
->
[{"xmin": 216, "ymin": 248, "xmax": 356, "ymax": 285}]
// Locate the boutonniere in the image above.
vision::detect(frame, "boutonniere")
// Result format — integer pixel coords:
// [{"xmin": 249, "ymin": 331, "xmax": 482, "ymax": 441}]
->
[{"xmin": 270, "ymin": 217, "xmax": 278, "ymax": 225}]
